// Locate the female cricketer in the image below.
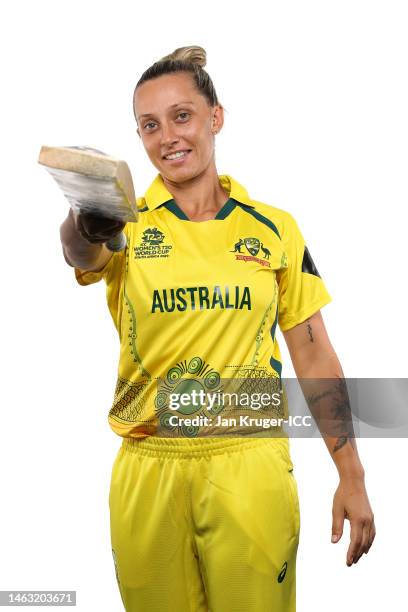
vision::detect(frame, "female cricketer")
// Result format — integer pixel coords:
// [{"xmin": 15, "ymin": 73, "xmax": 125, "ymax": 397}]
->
[{"xmin": 60, "ymin": 45, "xmax": 376, "ymax": 612}]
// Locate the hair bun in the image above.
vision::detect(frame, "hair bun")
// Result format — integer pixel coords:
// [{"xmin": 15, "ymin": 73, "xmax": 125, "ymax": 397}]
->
[{"xmin": 159, "ymin": 45, "xmax": 207, "ymax": 67}]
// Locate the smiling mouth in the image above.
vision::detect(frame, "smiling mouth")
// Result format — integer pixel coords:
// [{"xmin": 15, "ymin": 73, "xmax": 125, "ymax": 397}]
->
[{"xmin": 163, "ymin": 150, "xmax": 192, "ymax": 161}]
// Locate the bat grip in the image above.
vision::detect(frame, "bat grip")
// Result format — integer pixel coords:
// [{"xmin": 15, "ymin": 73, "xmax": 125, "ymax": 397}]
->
[{"xmin": 106, "ymin": 231, "xmax": 127, "ymax": 252}]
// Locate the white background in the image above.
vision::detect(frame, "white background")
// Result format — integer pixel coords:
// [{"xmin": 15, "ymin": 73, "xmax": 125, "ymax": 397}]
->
[{"xmin": 0, "ymin": 0, "xmax": 407, "ymax": 610}]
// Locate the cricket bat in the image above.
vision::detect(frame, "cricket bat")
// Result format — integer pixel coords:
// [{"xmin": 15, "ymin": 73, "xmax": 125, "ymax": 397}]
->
[{"xmin": 38, "ymin": 145, "xmax": 138, "ymax": 251}]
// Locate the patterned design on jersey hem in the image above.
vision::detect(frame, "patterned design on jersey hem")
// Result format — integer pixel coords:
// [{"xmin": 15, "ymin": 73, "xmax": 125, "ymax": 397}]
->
[
  {"xmin": 109, "ymin": 377, "xmax": 150, "ymax": 423},
  {"xmin": 154, "ymin": 357, "xmax": 223, "ymax": 438},
  {"xmin": 225, "ymin": 365, "xmax": 273, "ymax": 377}
]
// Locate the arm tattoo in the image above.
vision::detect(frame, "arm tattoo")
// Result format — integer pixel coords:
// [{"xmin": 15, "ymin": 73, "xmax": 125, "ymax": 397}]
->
[
  {"xmin": 304, "ymin": 378, "xmax": 356, "ymax": 453},
  {"xmin": 306, "ymin": 318, "xmax": 314, "ymax": 342}
]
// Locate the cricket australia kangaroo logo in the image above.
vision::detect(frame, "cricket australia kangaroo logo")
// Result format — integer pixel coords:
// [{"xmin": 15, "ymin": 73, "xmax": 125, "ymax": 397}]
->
[
  {"xmin": 231, "ymin": 237, "xmax": 271, "ymax": 267},
  {"xmin": 134, "ymin": 227, "xmax": 173, "ymax": 259}
]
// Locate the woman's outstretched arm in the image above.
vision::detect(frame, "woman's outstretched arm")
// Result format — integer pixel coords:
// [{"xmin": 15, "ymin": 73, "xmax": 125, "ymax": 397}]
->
[{"xmin": 59, "ymin": 208, "xmax": 120, "ymax": 271}]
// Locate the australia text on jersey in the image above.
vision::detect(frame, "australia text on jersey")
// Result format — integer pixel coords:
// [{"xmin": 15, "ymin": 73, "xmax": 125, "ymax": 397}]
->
[{"xmin": 151, "ymin": 285, "xmax": 251, "ymax": 313}]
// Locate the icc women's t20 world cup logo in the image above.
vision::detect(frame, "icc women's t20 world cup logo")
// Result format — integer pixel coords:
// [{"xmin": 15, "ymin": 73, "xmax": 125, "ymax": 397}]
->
[{"xmin": 134, "ymin": 226, "xmax": 173, "ymax": 259}]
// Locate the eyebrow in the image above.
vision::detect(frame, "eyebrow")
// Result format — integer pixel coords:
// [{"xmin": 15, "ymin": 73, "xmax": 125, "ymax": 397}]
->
[{"xmin": 138, "ymin": 101, "xmax": 195, "ymax": 120}]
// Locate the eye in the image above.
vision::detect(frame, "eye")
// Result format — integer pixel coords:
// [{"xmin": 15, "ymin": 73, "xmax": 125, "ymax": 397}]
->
[
  {"xmin": 143, "ymin": 121, "xmax": 156, "ymax": 131},
  {"xmin": 177, "ymin": 111, "xmax": 190, "ymax": 120}
]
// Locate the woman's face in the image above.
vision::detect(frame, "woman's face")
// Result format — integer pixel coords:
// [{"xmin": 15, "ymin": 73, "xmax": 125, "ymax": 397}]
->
[{"xmin": 134, "ymin": 72, "xmax": 223, "ymax": 182}]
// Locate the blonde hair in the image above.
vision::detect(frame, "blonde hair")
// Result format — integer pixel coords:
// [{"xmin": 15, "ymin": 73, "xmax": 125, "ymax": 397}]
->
[
  {"xmin": 158, "ymin": 45, "xmax": 207, "ymax": 68},
  {"xmin": 134, "ymin": 45, "xmax": 220, "ymax": 117}
]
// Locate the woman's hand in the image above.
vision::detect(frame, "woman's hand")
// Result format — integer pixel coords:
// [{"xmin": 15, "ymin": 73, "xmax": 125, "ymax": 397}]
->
[
  {"xmin": 331, "ymin": 475, "xmax": 376, "ymax": 566},
  {"xmin": 70, "ymin": 208, "xmax": 126, "ymax": 244}
]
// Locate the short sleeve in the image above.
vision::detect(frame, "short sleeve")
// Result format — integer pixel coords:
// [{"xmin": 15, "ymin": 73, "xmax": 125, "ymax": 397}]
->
[
  {"xmin": 74, "ymin": 223, "xmax": 130, "ymax": 287},
  {"xmin": 276, "ymin": 212, "xmax": 332, "ymax": 331},
  {"xmin": 73, "ymin": 224, "xmax": 130, "ymax": 334},
  {"xmin": 74, "ymin": 253, "xmax": 116, "ymax": 286}
]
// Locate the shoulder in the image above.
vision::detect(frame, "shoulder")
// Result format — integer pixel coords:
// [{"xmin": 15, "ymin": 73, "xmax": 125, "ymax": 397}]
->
[{"xmin": 246, "ymin": 198, "xmax": 302, "ymax": 243}]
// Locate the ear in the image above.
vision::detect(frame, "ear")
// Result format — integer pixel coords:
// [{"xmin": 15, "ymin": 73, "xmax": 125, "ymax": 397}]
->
[
  {"xmin": 136, "ymin": 127, "xmax": 141, "ymax": 138},
  {"xmin": 212, "ymin": 104, "xmax": 224, "ymax": 134}
]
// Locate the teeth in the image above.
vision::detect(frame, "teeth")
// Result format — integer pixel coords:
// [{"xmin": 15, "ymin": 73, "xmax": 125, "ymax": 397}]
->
[{"xmin": 165, "ymin": 151, "xmax": 188, "ymax": 160}]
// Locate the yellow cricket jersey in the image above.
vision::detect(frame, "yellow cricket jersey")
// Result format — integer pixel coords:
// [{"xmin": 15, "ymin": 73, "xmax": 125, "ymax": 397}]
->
[{"xmin": 74, "ymin": 174, "xmax": 332, "ymax": 439}]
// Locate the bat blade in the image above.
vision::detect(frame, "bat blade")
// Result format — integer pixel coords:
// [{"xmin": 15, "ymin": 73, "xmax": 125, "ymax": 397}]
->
[{"xmin": 38, "ymin": 145, "xmax": 138, "ymax": 251}]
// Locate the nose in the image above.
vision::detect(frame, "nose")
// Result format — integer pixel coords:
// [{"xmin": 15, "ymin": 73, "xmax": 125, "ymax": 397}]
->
[{"xmin": 160, "ymin": 121, "xmax": 179, "ymax": 147}]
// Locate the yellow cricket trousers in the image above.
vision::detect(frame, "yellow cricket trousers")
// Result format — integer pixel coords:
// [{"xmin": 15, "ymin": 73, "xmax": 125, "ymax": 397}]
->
[{"xmin": 109, "ymin": 435, "xmax": 300, "ymax": 612}]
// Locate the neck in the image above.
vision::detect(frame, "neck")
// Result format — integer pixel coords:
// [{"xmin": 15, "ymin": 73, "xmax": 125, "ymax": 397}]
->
[{"xmin": 161, "ymin": 164, "xmax": 229, "ymax": 221}]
